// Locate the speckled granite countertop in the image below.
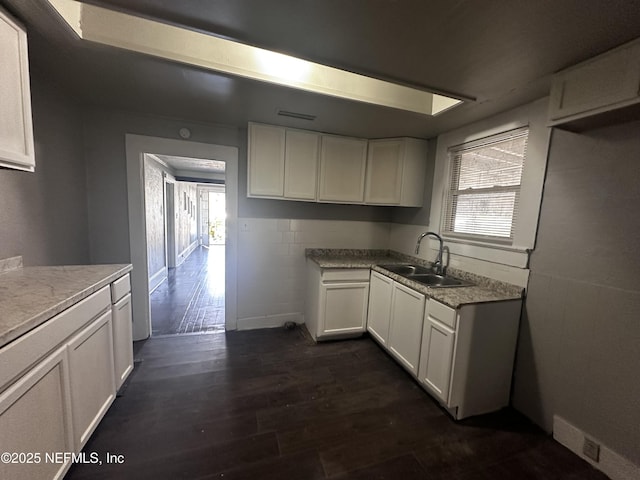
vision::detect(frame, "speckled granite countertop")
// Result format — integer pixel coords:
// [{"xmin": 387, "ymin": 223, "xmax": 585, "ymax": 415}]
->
[
  {"xmin": 306, "ymin": 249, "xmax": 523, "ymax": 309},
  {"xmin": 0, "ymin": 257, "xmax": 132, "ymax": 349}
]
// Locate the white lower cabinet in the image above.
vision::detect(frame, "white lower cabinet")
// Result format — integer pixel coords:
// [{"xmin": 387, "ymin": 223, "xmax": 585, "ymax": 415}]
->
[
  {"xmin": 306, "ymin": 262, "xmax": 370, "ymax": 341},
  {"xmin": 366, "ymin": 271, "xmax": 394, "ymax": 346},
  {"xmin": 319, "ymin": 282, "xmax": 369, "ymax": 337},
  {"xmin": 0, "ymin": 271, "xmax": 133, "ymax": 480},
  {"xmin": 387, "ymin": 283, "xmax": 426, "ymax": 375},
  {"xmin": 418, "ymin": 300, "xmax": 456, "ymax": 403},
  {"xmin": 0, "ymin": 347, "xmax": 74, "ymax": 480},
  {"xmin": 366, "ymin": 271, "xmax": 522, "ymax": 420},
  {"xmin": 367, "ymin": 274, "xmax": 426, "ymax": 376},
  {"xmin": 68, "ymin": 309, "xmax": 116, "ymax": 451},
  {"xmin": 418, "ymin": 299, "xmax": 522, "ymax": 419},
  {"xmin": 112, "ymin": 293, "xmax": 133, "ymax": 390},
  {"xmin": 110, "ymin": 269, "xmax": 134, "ymax": 392}
]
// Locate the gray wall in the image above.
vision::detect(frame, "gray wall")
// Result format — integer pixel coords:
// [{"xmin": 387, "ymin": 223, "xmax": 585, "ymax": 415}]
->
[
  {"xmin": 82, "ymin": 109, "xmax": 239, "ymax": 264},
  {"xmin": 0, "ymin": 75, "xmax": 89, "ymax": 266},
  {"xmin": 512, "ymin": 120, "xmax": 640, "ymax": 464},
  {"xmin": 83, "ymin": 117, "xmax": 397, "ymax": 266}
]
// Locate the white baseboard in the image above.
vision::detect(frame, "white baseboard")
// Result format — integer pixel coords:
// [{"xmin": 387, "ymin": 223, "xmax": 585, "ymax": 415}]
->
[
  {"xmin": 148, "ymin": 267, "xmax": 167, "ymax": 293},
  {"xmin": 237, "ymin": 313, "xmax": 303, "ymax": 331},
  {"xmin": 553, "ymin": 415, "xmax": 639, "ymax": 480}
]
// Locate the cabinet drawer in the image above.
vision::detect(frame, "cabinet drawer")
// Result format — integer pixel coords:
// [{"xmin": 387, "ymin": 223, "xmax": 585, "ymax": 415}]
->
[
  {"xmin": 0, "ymin": 286, "xmax": 111, "ymax": 392},
  {"xmin": 427, "ymin": 299, "xmax": 457, "ymax": 329},
  {"xmin": 111, "ymin": 273, "xmax": 131, "ymax": 304},
  {"xmin": 321, "ymin": 269, "xmax": 370, "ymax": 282}
]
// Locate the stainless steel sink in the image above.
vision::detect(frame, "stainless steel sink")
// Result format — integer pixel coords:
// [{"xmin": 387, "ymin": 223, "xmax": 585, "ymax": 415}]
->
[
  {"xmin": 378, "ymin": 264, "xmax": 472, "ymax": 288},
  {"xmin": 409, "ymin": 274, "xmax": 472, "ymax": 288},
  {"xmin": 378, "ymin": 264, "xmax": 435, "ymax": 276}
]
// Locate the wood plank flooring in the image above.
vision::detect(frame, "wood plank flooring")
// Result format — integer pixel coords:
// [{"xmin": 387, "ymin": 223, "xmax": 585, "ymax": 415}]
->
[
  {"xmin": 150, "ymin": 246, "xmax": 225, "ymax": 335},
  {"xmin": 64, "ymin": 329, "xmax": 608, "ymax": 479}
]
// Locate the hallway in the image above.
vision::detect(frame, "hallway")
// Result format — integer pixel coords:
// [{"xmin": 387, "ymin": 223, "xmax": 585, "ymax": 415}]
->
[{"xmin": 150, "ymin": 245, "xmax": 225, "ymax": 335}]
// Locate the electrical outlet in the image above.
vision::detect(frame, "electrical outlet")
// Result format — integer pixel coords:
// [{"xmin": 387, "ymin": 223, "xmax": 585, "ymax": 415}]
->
[{"xmin": 583, "ymin": 437, "xmax": 600, "ymax": 462}]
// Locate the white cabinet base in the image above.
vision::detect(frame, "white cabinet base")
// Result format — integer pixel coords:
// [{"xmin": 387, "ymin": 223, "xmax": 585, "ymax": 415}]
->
[
  {"xmin": 0, "ymin": 347, "xmax": 74, "ymax": 480},
  {"xmin": 366, "ymin": 271, "xmax": 394, "ymax": 346},
  {"xmin": 418, "ymin": 299, "xmax": 522, "ymax": 420},
  {"xmin": 68, "ymin": 310, "xmax": 116, "ymax": 451},
  {"xmin": 112, "ymin": 293, "xmax": 134, "ymax": 390},
  {"xmin": 387, "ymin": 282, "xmax": 425, "ymax": 376},
  {"xmin": 305, "ymin": 262, "xmax": 369, "ymax": 341}
]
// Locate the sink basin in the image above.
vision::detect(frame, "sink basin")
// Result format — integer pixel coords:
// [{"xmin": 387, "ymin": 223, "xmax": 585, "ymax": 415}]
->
[
  {"xmin": 409, "ymin": 274, "xmax": 472, "ymax": 288},
  {"xmin": 378, "ymin": 264, "xmax": 435, "ymax": 276},
  {"xmin": 377, "ymin": 264, "xmax": 473, "ymax": 288}
]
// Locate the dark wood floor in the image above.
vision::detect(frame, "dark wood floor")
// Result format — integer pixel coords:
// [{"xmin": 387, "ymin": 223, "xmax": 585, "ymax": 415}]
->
[
  {"xmin": 150, "ymin": 246, "xmax": 225, "ymax": 336},
  {"xmin": 64, "ymin": 328, "xmax": 608, "ymax": 480}
]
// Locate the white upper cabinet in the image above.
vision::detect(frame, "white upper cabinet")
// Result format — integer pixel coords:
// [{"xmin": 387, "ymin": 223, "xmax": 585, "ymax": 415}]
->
[
  {"xmin": 247, "ymin": 123, "xmax": 286, "ymax": 197},
  {"xmin": 284, "ymin": 129, "xmax": 319, "ymax": 200},
  {"xmin": 318, "ymin": 134, "xmax": 368, "ymax": 203},
  {"xmin": 0, "ymin": 8, "xmax": 35, "ymax": 172},
  {"xmin": 365, "ymin": 138, "xmax": 427, "ymax": 206},
  {"xmin": 247, "ymin": 123, "xmax": 429, "ymax": 206},
  {"xmin": 548, "ymin": 37, "xmax": 640, "ymax": 130}
]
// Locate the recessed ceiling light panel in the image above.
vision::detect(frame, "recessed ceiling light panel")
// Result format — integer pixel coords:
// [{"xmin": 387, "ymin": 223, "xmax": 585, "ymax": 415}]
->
[{"xmin": 46, "ymin": 0, "xmax": 465, "ymax": 115}]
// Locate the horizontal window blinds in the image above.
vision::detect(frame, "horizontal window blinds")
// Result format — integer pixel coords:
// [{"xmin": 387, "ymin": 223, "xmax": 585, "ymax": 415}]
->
[{"xmin": 443, "ymin": 127, "xmax": 529, "ymax": 242}]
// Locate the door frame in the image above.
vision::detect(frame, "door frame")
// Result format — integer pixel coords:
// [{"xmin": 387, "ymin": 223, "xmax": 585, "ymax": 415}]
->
[
  {"xmin": 126, "ymin": 134, "xmax": 239, "ymax": 340},
  {"xmin": 164, "ymin": 174, "xmax": 177, "ymax": 268}
]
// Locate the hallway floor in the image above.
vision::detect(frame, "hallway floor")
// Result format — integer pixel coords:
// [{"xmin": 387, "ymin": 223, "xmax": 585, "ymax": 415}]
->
[
  {"xmin": 151, "ymin": 245, "xmax": 225, "ymax": 336},
  {"xmin": 64, "ymin": 329, "xmax": 607, "ymax": 480}
]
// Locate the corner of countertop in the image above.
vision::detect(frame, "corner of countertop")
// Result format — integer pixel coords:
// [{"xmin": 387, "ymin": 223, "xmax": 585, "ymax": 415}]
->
[{"xmin": 0, "ymin": 256, "xmax": 23, "ymax": 275}]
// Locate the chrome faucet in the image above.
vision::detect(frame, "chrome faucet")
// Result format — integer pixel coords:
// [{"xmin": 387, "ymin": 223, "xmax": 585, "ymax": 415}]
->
[{"xmin": 415, "ymin": 231, "xmax": 445, "ymax": 275}]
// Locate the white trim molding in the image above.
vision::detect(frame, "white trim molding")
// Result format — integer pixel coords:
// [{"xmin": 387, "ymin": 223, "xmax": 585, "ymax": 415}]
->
[
  {"xmin": 429, "ymin": 98, "xmax": 551, "ymax": 271},
  {"xmin": 554, "ymin": 415, "xmax": 640, "ymax": 480},
  {"xmin": 126, "ymin": 134, "xmax": 239, "ymax": 339}
]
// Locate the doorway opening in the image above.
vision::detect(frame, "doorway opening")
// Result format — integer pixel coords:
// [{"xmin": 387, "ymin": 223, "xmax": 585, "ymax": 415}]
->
[
  {"xmin": 142, "ymin": 154, "xmax": 228, "ymax": 336},
  {"xmin": 126, "ymin": 134, "xmax": 238, "ymax": 341}
]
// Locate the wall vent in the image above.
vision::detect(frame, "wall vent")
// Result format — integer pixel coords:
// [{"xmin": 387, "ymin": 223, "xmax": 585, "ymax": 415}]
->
[{"xmin": 277, "ymin": 110, "xmax": 316, "ymax": 121}]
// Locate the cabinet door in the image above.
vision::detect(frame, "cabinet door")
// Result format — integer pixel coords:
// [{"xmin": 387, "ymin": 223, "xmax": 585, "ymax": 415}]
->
[
  {"xmin": 284, "ymin": 129, "xmax": 319, "ymax": 200},
  {"xmin": 112, "ymin": 293, "xmax": 134, "ymax": 390},
  {"xmin": 319, "ymin": 282, "xmax": 369, "ymax": 337},
  {"xmin": 68, "ymin": 310, "xmax": 116, "ymax": 451},
  {"xmin": 365, "ymin": 139, "xmax": 403, "ymax": 204},
  {"xmin": 549, "ymin": 39, "xmax": 640, "ymax": 122},
  {"xmin": 418, "ymin": 302, "xmax": 456, "ymax": 404},
  {"xmin": 0, "ymin": 8, "xmax": 34, "ymax": 172},
  {"xmin": 247, "ymin": 123, "xmax": 285, "ymax": 197},
  {"xmin": 0, "ymin": 347, "xmax": 74, "ymax": 480},
  {"xmin": 318, "ymin": 135, "xmax": 367, "ymax": 203},
  {"xmin": 388, "ymin": 283, "xmax": 425, "ymax": 375},
  {"xmin": 366, "ymin": 271, "xmax": 393, "ymax": 345}
]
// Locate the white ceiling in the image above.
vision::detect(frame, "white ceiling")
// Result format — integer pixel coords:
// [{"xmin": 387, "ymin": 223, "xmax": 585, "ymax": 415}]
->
[{"xmin": 4, "ymin": 0, "xmax": 640, "ymax": 139}]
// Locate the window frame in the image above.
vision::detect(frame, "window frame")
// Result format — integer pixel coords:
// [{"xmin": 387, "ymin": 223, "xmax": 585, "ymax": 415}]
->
[
  {"xmin": 442, "ymin": 126, "xmax": 529, "ymax": 245},
  {"xmin": 428, "ymin": 99, "xmax": 551, "ymax": 269}
]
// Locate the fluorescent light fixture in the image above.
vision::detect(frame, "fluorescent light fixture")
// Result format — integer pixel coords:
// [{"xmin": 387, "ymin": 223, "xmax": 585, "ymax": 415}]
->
[{"xmin": 46, "ymin": 0, "xmax": 464, "ymax": 115}]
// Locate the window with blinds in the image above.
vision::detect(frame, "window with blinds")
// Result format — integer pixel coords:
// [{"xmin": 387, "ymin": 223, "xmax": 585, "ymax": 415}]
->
[{"xmin": 442, "ymin": 127, "xmax": 529, "ymax": 243}]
